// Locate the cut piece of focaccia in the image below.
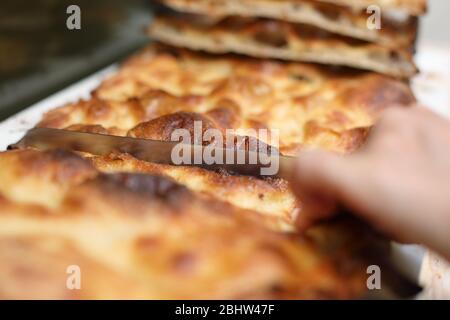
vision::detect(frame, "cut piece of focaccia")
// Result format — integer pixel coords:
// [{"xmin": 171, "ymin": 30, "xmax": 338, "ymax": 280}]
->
[
  {"xmin": 36, "ymin": 44, "xmax": 416, "ymax": 228},
  {"xmin": 159, "ymin": 0, "xmax": 419, "ymax": 48},
  {"xmin": 0, "ymin": 148, "xmax": 380, "ymax": 299},
  {"xmin": 318, "ymin": 0, "xmax": 427, "ymax": 16},
  {"xmin": 148, "ymin": 14, "xmax": 418, "ymax": 78}
]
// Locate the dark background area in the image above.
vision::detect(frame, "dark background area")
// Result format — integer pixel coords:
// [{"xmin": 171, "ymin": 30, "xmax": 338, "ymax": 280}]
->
[
  {"xmin": 0, "ymin": 0, "xmax": 153, "ymax": 120},
  {"xmin": 0, "ymin": 0, "xmax": 447, "ymax": 121}
]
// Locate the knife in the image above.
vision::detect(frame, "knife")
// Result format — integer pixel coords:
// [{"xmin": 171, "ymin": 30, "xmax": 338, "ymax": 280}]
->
[{"xmin": 9, "ymin": 127, "xmax": 296, "ymax": 180}]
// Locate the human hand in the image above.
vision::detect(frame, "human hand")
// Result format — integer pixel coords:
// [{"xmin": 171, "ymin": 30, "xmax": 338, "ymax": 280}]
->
[{"xmin": 291, "ymin": 106, "xmax": 450, "ymax": 260}]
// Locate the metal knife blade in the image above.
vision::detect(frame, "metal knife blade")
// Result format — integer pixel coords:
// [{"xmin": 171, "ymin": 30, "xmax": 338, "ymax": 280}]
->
[{"xmin": 9, "ymin": 128, "xmax": 296, "ymax": 179}]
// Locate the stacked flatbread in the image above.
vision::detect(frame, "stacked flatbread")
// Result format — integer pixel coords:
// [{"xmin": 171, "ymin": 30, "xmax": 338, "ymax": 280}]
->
[{"xmin": 150, "ymin": 0, "xmax": 427, "ymax": 77}]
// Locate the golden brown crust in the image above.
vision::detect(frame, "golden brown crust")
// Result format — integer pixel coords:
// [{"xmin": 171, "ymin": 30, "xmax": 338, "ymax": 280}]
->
[
  {"xmin": 159, "ymin": 0, "xmax": 419, "ymax": 47},
  {"xmin": 0, "ymin": 149, "xmax": 374, "ymax": 299},
  {"xmin": 148, "ymin": 14, "xmax": 418, "ymax": 78},
  {"xmin": 163, "ymin": 0, "xmax": 427, "ymax": 17},
  {"xmin": 318, "ymin": 0, "xmax": 427, "ymax": 16},
  {"xmin": 37, "ymin": 97, "xmax": 143, "ymax": 136},
  {"xmin": 89, "ymin": 152, "xmax": 297, "ymax": 229},
  {"xmin": 2, "ymin": 45, "xmax": 415, "ymax": 299}
]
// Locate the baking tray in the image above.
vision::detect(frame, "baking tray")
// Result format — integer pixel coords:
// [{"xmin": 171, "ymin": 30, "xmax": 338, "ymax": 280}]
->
[{"xmin": 0, "ymin": 42, "xmax": 449, "ymax": 297}]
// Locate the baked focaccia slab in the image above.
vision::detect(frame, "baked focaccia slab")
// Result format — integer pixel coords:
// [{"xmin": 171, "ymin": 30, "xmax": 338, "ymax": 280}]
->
[
  {"xmin": 37, "ymin": 45, "xmax": 415, "ymax": 227},
  {"xmin": 159, "ymin": 0, "xmax": 419, "ymax": 47},
  {"xmin": 1, "ymin": 45, "xmax": 415, "ymax": 299},
  {"xmin": 149, "ymin": 13, "xmax": 418, "ymax": 78},
  {"xmin": 318, "ymin": 0, "xmax": 427, "ymax": 15},
  {"xmin": 0, "ymin": 148, "xmax": 381, "ymax": 299}
]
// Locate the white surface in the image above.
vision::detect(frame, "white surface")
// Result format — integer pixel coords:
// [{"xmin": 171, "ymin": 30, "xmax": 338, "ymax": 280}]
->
[
  {"xmin": 0, "ymin": 65, "xmax": 117, "ymax": 151},
  {"xmin": 420, "ymin": 0, "xmax": 450, "ymax": 46},
  {"xmin": 0, "ymin": 44, "xmax": 449, "ymax": 296}
]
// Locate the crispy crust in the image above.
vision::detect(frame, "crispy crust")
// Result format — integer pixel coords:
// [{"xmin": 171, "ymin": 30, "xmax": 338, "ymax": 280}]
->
[
  {"xmin": 42, "ymin": 45, "xmax": 416, "ymax": 153},
  {"xmin": 318, "ymin": 0, "xmax": 427, "ymax": 16},
  {"xmin": 37, "ymin": 45, "xmax": 415, "ymax": 227},
  {"xmin": 0, "ymin": 149, "xmax": 375, "ymax": 299},
  {"xmin": 149, "ymin": 14, "xmax": 418, "ymax": 78},
  {"xmin": 2, "ymin": 45, "xmax": 415, "ymax": 299},
  {"xmin": 159, "ymin": 0, "xmax": 419, "ymax": 47}
]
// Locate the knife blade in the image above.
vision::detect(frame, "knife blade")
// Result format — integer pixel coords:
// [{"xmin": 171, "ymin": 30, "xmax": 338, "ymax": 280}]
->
[{"xmin": 9, "ymin": 127, "xmax": 296, "ymax": 180}]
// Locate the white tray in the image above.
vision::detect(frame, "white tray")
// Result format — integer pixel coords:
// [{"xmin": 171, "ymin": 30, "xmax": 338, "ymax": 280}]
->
[{"xmin": 0, "ymin": 43, "xmax": 449, "ymax": 297}]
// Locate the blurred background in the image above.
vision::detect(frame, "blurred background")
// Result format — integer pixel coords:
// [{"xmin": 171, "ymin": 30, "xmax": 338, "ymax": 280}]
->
[{"xmin": 0, "ymin": 0, "xmax": 448, "ymax": 121}]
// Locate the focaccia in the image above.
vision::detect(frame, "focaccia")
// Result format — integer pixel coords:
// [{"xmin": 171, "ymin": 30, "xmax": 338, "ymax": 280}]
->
[
  {"xmin": 148, "ymin": 14, "xmax": 418, "ymax": 78},
  {"xmin": 37, "ymin": 45, "xmax": 415, "ymax": 227},
  {"xmin": 159, "ymin": 0, "xmax": 419, "ymax": 47},
  {"xmin": 0, "ymin": 148, "xmax": 377, "ymax": 299},
  {"xmin": 0, "ymin": 45, "xmax": 415, "ymax": 299}
]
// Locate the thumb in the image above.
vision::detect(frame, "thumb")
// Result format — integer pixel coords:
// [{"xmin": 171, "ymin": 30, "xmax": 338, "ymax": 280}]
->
[{"xmin": 290, "ymin": 150, "xmax": 359, "ymax": 230}]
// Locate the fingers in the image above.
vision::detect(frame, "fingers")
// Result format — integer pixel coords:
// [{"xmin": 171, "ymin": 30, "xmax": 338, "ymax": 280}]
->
[
  {"xmin": 291, "ymin": 105, "xmax": 450, "ymax": 256},
  {"xmin": 291, "ymin": 150, "xmax": 361, "ymax": 230}
]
